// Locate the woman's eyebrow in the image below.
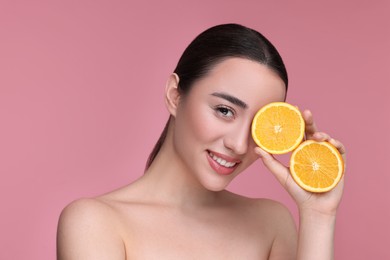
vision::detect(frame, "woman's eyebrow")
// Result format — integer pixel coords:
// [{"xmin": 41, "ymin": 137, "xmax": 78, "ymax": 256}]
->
[{"xmin": 210, "ymin": 92, "xmax": 248, "ymax": 109}]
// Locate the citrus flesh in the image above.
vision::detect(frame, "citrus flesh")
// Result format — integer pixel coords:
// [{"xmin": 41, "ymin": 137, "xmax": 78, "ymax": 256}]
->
[
  {"xmin": 251, "ymin": 102, "xmax": 305, "ymax": 154},
  {"xmin": 290, "ymin": 140, "xmax": 344, "ymax": 193}
]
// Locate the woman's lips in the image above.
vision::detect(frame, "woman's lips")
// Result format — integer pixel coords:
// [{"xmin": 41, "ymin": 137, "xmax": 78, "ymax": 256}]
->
[{"xmin": 206, "ymin": 150, "xmax": 241, "ymax": 175}]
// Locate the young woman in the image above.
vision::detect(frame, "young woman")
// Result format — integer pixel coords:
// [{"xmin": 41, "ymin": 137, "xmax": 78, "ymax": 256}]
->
[{"xmin": 57, "ymin": 23, "xmax": 346, "ymax": 259}]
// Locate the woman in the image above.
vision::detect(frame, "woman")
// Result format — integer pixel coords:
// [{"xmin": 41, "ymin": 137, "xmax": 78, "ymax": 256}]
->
[{"xmin": 57, "ymin": 24, "xmax": 346, "ymax": 259}]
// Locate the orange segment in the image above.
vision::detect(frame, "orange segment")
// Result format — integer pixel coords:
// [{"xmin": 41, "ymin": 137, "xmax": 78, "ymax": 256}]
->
[
  {"xmin": 251, "ymin": 102, "xmax": 305, "ymax": 154},
  {"xmin": 290, "ymin": 140, "xmax": 344, "ymax": 193}
]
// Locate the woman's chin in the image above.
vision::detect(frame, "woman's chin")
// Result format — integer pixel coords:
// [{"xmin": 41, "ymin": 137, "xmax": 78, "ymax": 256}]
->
[{"xmin": 200, "ymin": 178, "xmax": 232, "ymax": 192}]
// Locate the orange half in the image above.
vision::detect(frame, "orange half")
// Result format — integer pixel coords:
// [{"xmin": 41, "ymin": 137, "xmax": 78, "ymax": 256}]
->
[
  {"xmin": 251, "ymin": 102, "xmax": 305, "ymax": 154},
  {"xmin": 290, "ymin": 140, "xmax": 344, "ymax": 193}
]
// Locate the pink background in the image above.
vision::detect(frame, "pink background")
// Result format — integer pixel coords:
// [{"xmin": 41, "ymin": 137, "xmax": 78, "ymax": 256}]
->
[{"xmin": 1, "ymin": 0, "xmax": 389, "ymax": 259}]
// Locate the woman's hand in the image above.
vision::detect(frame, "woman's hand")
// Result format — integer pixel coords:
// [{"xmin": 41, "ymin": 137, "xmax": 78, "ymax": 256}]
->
[{"xmin": 255, "ymin": 109, "xmax": 347, "ymax": 216}]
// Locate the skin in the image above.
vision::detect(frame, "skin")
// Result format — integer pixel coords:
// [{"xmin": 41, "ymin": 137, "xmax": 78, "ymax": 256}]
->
[{"xmin": 57, "ymin": 58, "xmax": 346, "ymax": 259}]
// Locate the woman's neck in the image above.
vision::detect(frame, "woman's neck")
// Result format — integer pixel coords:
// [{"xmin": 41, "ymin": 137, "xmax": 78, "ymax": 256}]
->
[{"xmin": 136, "ymin": 131, "xmax": 222, "ymax": 209}]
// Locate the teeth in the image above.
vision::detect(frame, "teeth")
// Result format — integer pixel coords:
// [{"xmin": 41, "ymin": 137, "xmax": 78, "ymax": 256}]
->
[{"xmin": 209, "ymin": 152, "xmax": 237, "ymax": 168}]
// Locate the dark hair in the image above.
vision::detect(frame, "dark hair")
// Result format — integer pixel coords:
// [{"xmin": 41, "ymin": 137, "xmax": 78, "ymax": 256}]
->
[{"xmin": 145, "ymin": 23, "xmax": 288, "ymax": 170}]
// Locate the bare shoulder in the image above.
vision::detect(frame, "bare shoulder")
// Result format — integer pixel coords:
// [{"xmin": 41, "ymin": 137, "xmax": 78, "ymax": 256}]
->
[
  {"xmin": 241, "ymin": 195, "xmax": 296, "ymax": 231},
  {"xmin": 252, "ymin": 198, "xmax": 295, "ymax": 222},
  {"xmin": 57, "ymin": 198, "xmax": 125, "ymax": 260},
  {"xmin": 241, "ymin": 197, "xmax": 297, "ymax": 259},
  {"xmin": 59, "ymin": 197, "xmax": 113, "ymax": 218},
  {"xmin": 224, "ymin": 192, "xmax": 297, "ymax": 256},
  {"xmin": 225, "ymin": 191, "xmax": 294, "ymax": 222}
]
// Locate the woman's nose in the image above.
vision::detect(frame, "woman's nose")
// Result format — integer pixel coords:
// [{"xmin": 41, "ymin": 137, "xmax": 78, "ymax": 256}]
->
[{"xmin": 223, "ymin": 122, "xmax": 252, "ymax": 155}]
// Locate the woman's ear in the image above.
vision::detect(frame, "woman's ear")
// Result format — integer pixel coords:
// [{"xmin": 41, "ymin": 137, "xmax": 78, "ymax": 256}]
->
[{"xmin": 165, "ymin": 73, "xmax": 181, "ymax": 117}]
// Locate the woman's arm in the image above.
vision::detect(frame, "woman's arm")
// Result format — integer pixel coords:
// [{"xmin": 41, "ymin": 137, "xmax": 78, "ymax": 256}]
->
[
  {"xmin": 256, "ymin": 109, "xmax": 346, "ymax": 260},
  {"xmin": 297, "ymin": 209, "xmax": 336, "ymax": 260},
  {"xmin": 57, "ymin": 198, "xmax": 125, "ymax": 260}
]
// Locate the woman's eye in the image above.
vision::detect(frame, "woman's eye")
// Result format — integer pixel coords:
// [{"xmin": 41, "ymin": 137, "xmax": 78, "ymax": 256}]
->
[{"xmin": 216, "ymin": 106, "xmax": 235, "ymax": 118}]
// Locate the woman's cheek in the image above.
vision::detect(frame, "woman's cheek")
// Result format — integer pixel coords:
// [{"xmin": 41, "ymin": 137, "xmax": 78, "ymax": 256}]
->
[{"xmin": 191, "ymin": 109, "xmax": 223, "ymax": 142}]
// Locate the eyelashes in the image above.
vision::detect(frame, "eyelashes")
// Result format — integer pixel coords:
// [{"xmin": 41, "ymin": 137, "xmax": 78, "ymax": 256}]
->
[{"xmin": 214, "ymin": 105, "xmax": 236, "ymax": 119}]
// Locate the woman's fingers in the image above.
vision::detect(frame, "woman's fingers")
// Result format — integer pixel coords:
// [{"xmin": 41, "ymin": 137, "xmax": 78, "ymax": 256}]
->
[
  {"xmin": 302, "ymin": 110, "xmax": 318, "ymax": 140},
  {"xmin": 303, "ymin": 110, "xmax": 346, "ymax": 156},
  {"xmin": 302, "ymin": 109, "xmax": 346, "ymax": 156},
  {"xmin": 330, "ymin": 138, "xmax": 346, "ymax": 156},
  {"xmin": 255, "ymin": 147, "xmax": 291, "ymax": 189},
  {"xmin": 312, "ymin": 132, "xmax": 331, "ymax": 141},
  {"xmin": 313, "ymin": 132, "xmax": 346, "ymax": 155},
  {"xmin": 312, "ymin": 132, "xmax": 347, "ymax": 169}
]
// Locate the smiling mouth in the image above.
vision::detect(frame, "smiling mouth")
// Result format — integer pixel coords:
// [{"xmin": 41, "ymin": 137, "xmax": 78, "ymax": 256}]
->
[{"xmin": 207, "ymin": 151, "xmax": 239, "ymax": 168}]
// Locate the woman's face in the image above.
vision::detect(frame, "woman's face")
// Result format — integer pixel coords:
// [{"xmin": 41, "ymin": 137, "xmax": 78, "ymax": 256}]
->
[{"xmin": 172, "ymin": 57, "xmax": 286, "ymax": 191}]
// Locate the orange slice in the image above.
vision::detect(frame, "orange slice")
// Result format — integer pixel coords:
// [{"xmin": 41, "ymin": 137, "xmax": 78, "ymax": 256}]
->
[
  {"xmin": 290, "ymin": 140, "xmax": 344, "ymax": 193},
  {"xmin": 251, "ymin": 102, "xmax": 305, "ymax": 154}
]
